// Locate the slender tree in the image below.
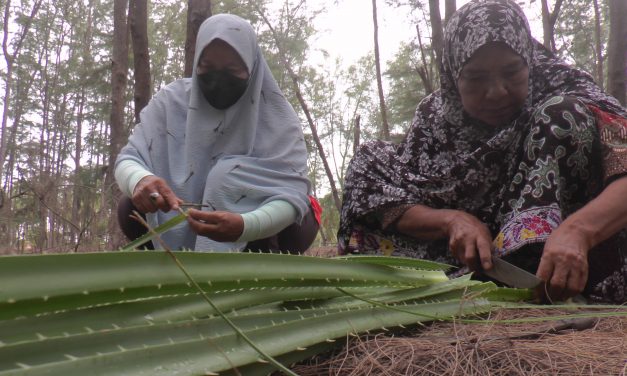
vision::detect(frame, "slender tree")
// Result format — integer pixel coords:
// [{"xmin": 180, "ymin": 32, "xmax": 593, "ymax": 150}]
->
[
  {"xmin": 540, "ymin": 0, "xmax": 564, "ymax": 52},
  {"xmin": 106, "ymin": 0, "xmax": 130, "ymax": 247},
  {"xmin": 444, "ymin": 0, "xmax": 456, "ymax": 24},
  {"xmin": 415, "ymin": 25, "xmax": 435, "ymax": 95},
  {"xmin": 371, "ymin": 0, "xmax": 390, "ymax": 141},
  {"xmin": 607, "ymin": 0, "xmax": 627, "ymax": 105},
  {"xmin": 0, "ymin": 0, "xmax": 43, "ymax": 186},
  {"xmin": 1, "ymin": 1, "xmax": 39, "ymax": 250},
  {"xmin": 353, "ymin": 115, "xmax": 361, "ymax": 155},
  {"xmin": 129, "ymin": 0, "xmax": 151, "ymax": 123},
  {"xmin": 428, "ymin": 0, "xmax": 444, "ymax": 71},
  {"xmin": 254, "ymin": 2, "xmax": 342, "ymax": 212},
  {"xmin": 184, "ymin": 0, "xmax": 212, "ymax": 77},
  {"xmin": 71, "ymin": 0, "xmax": 95, "ymax": 247},
  {"xmin": 592, "ymin": 0, "xmax": 604, "ymax": 89}
]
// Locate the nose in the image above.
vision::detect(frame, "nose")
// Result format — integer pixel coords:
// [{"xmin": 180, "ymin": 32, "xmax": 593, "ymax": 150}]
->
[{"xmin": 485, "ymin": 77, "xmax": 508, "ymax": 100}]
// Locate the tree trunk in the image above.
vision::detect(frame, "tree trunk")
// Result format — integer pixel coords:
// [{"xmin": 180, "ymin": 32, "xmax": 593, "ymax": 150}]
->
[
  {"xmin": 106, "ymin": 0, "xmax": 130, "ymax": 247},
  {"xmin": 1, "ymin": 72, "xmax": 32, "ymax": 249},
  {"xmin": 72, "ymin": 88, "xmax": 86, "ymax": 245},
  {"xmin": 129, "ymin": 0, "xmax": 151, "ymax": 123},
  {"xmin": 444, "ymin": 0, "xmax": 456, "ymax": 24},
  {"xmin": 592, "ymin": 0, "xmax": 604, "ymax": 89},
  {"xmin": 353, "ymin": 115, "xmax": 361, "ymax": 155},
  {"xmin": 184, "ymin": 0, "xmax": 212, "ymax": 77},
  {"xmin": 428, "ymin": 0, "xmax": 444, "ymax": 70},
  {"xmin": 415, "ymin": 24, "xmax": 435, "ymax": 95},
  {"xmin": 255, "ymin": 6, "xmax": 343, "ymax": 213},
  {"xmin": 285, "ymin": 68, "xmax": 342, "ymax": 212},
  {"xmin": 71, "ymin": 1, "xmax": 95, "ymax": 248},
  {"xmin": 0, "ymin": 0, "xmax": 42, "ymax": 184},
  {"xmin": 607, "ymin": 0, "xmax": 627, "ymax": 105},
  {"xmin": 540, "ymin": 0, "xmax": 563, "ymax": 52},
  {"xmin": 371, "ymin": 0, "xmax": 390, "ymax": 141}
]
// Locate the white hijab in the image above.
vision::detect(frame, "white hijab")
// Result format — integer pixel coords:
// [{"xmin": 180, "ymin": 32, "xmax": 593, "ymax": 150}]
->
[{"xmin": 117, "ymin": 14, "xmax": 311, "ymax": 251}]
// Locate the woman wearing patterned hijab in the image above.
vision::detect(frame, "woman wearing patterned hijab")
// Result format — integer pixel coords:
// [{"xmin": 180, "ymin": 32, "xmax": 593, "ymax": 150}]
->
[
  {"xmin": 338, "ymin": 0, "xmax": 627, "ymax": 303},
  {"xmin": 115, "ymin": 14, "xmax": 319, "ymax": 253}
]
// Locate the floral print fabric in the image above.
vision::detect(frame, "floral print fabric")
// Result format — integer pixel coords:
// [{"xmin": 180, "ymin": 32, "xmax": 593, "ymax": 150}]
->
[{"xmin": 337, "ymin": 0, "xmax": 627, "ymax": 303}]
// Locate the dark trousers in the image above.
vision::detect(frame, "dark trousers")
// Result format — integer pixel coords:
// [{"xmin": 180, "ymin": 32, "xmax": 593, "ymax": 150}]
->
[{"xmin": 117, "ymin": 196, "xmax": 319, "ymax": 253}]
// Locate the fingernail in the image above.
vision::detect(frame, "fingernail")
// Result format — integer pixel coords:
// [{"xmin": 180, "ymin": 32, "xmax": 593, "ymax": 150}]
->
[{"xmin": 483, "ymin": 262, "xmax": 491, "ymax": 269}]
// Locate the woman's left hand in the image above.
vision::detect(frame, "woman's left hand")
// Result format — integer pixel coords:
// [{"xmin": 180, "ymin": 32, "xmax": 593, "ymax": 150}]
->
[
  {"xmin": 186, "ymin": 209, "xmax": 244, "ymax": 242},
  {"xmin": 536, "ymin": 225, "xmax": 591, "ymax": 301}
]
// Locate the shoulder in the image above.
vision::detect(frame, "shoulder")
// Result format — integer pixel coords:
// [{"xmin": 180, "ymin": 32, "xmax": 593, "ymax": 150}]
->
[
  {"xmin": 411, "ymin": 91, "xmax": 443, "ymax": 127},
  {"xmin": 147, "ymin": 78, "xmax": 191, "ymax": 110},
  {"xmin": 156, "ymin": 78, "xmax": 191, "ymax": 99},
  {"xmin": 417, "ymin": 91, "xmax": 441, "ymax": 111}
]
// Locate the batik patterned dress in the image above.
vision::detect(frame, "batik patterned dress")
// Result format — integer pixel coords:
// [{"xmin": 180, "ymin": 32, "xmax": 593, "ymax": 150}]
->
[{"xmin": 337, "ymin": 0, "xmax": 627, "ymax": 303}]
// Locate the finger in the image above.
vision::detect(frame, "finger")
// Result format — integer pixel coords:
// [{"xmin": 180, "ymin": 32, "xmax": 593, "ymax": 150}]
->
[
  {"xmin": 146, "ymin": 192, "xmax": 164, "ymax": 213},
  {"xmin": 149, "ymin": 191, "xmax": 160, "ymax": 201},
  {"xmin": 134, "ymin": 195, "xmax": 155, "ymax": 214},
  {"xmin": 536, "ymin": 255, "xmax": 553, "ymax": 283},
  {"xmin": 566, "ymin": 267, "xmax": 587, "ymax": 299},
  {"xmin": 535, "ymin": 256, "xmax": 554, "ymax": 302},
  {"xmin": 149, "ymin": 183, "xmax": 170, "ymax": 212},
  {"xmin": 187, "ymin": 214, "xmax": 219, "ymax": 236},
  {"xmin": 133, "ymin": 181, "xmax": 160, "ymax": 212},
  {"xmin": 579, "ymin": 263, "xmax": 589, "ymax": 293},
  {"xmin": 564, "ymin": 273, "xmax": 580, "ymax": 299},
  {"xmin": 476, "ymin": 235, "xmax": 493, "ymax": 270},
  {"xmin": 548, "ymin": 266, "xmax": 569, "ymax": 301},
  {"xmin": 145, "ymin": 198, "xmax": 159, "ymax": 213},
  {"xmin": 463, "ymin": 240, "xmax": 479, "ymax": 270},
  {"xmin": 156, "ymin": 185, "xmax": 180, "ymax": 212},
  {"xmin": 187, "ymin": 208, "xmax": 209, "ymax": 221},
  {"xmin": 187, "ymin": 216, "xmax": 206, "ymax": 235}
]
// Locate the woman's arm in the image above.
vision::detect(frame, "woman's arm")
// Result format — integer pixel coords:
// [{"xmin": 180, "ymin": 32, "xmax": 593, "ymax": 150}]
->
[
  {"xmin": 395, "ymin": 205, "xmax": 494, "ymax": 270},
  {"xmin": 565, "ymin": 176, "xmax": 627, "ymax": 245},
  {"xmin": 538, "ymin": 176, "xmax": 627, "ymax": 300},
  {"xmin": 115, "ymin": 159, "xmax": 154, "ymax": 198},
  {"xmin": 186, "ymin": 200, "xmax": 297, "ymax": 243}
]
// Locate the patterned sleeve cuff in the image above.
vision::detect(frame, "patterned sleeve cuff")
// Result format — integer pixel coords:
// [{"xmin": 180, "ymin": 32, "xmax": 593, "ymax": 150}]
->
[
  {"xmin": 603, "ymin": 148, "xmax": 627, "ymax": 184},
  {"xmin": 588, "ymin": 105, "xmax": 627, "ymax": 183}
]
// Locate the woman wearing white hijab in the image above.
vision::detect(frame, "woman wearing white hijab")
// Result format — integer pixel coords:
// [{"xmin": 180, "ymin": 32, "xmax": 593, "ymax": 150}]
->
[{"xmin": 115, "ymin": 14, "xmax": 320, "ymax": 252}]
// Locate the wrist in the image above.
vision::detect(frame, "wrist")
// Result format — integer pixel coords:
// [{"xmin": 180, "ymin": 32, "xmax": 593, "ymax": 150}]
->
[
  {"xmin": 439, "ymin": 209, "xmax": 458, "ymax": 237},
  {"xmin": 557, "ymin": 217, "xmax": 597, "ymax": 250}
]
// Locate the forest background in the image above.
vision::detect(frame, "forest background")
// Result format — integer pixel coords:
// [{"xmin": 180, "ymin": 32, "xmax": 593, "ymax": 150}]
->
[{"xmin": 0, "ymin": 0, "xmax": 625, "ymax": 254}]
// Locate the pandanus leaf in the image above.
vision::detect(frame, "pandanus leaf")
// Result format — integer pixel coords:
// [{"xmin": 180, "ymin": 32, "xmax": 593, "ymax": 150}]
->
[{"xmin": 3, "ymin": 251, "xmax": 606, "ymax": 376}]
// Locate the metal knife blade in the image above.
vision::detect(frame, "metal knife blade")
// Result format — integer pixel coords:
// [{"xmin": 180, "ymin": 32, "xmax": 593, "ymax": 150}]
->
[{"xmin": 482, "ymin": 256, "xmax": 543, "ymax": 289}]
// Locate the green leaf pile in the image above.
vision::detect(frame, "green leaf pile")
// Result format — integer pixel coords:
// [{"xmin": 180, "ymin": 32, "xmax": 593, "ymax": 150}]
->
[{"xmin": 0, "ymin": 251, "xmax": 534, "ymax": 375}]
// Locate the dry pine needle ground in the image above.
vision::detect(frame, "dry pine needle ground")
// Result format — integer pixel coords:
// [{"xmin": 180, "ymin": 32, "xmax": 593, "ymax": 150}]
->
[{"xmin": 292, "ymin": 308, "xmax": 627, "ymax": 376}]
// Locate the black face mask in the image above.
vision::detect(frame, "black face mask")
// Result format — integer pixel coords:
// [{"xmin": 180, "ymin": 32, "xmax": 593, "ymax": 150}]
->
[{"xmin": 197, "ymin": 70, "xmax": 249, "ymax": 110}]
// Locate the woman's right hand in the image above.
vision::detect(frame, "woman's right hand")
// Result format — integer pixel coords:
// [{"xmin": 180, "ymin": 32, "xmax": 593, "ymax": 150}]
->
[
  {"xmin": 131, "ymin": 176, "xmax": 182, "ymax": 213},
  {"xmin": 443, "ymin": 210, "xmax": 494, "ymax": 271},
  {"xmin": 396, "ymin": 205, "xmax": 493, "ymax": 270}
]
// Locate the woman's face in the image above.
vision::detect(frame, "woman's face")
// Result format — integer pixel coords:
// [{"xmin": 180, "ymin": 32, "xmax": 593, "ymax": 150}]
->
[
  {"xmin": 457, "ymin": 42, "xmax": 529, "ymax": 127},
  {"xmin": 196, "ymin": 39, "xmax": 251, "ymax": 109},
  {"xmin": 197, "ymin": 39, "xmax": 249, "ymax": 79}
]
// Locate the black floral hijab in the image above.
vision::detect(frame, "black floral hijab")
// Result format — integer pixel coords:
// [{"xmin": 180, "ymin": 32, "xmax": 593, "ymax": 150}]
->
[
  {"xmin": 440, "ymin": 0, "xmax": 534, "ymax": 126},
  {"xmin": 337, "ymin": 0, "xmax": 626, "ymax": 251}
]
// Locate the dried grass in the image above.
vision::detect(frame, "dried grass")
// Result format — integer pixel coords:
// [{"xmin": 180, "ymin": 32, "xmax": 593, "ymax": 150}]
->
[{"xmin": 292, "ymin": 308, "xmax": 627, "ymax": 375}]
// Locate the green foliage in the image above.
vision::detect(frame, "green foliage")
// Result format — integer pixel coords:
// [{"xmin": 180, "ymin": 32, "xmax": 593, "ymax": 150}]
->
[
  {"xmin": 1, "ymin": 0, "xmax": 117, "ymax": 252},
  {"xmin": 0, "ymin": 251, "xmax": 537, "ymax": 375},
  {"xmin": 149, "ymin": 0, "xmax": 187, "ymax": 89},
  {"xmin": 1, "ymin": 0, "xmax": 621, "ymax": 254},
  {"xmin": 317, "ymin": 191, "xmax": 341, "ymax": 244},
  {"xmin": 385, "ymin": 42, "xmax": 427, "ymax": 133},
  {"xmin": 554, "ymin": 0, "xmax": 608, "ymax": 84}
]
